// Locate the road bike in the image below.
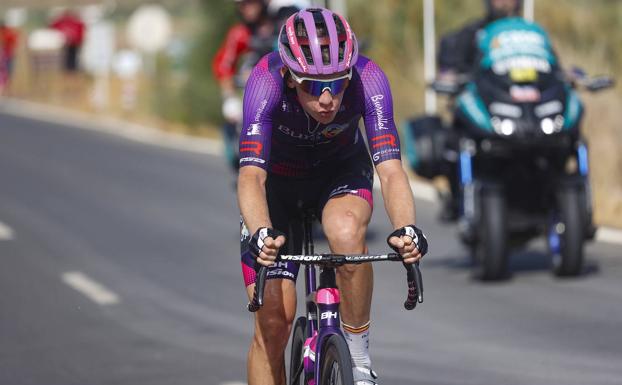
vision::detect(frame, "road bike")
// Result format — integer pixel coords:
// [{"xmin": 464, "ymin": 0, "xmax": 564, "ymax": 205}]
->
[{"xmin": 248, "ymin": 211, "xmax": 424, "ymax": 385}]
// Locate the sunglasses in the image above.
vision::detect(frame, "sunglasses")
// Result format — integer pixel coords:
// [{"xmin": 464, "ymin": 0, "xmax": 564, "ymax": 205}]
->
[{"xmin": 290, "ymin": 69, "xmax": 352, "ymax": 97}]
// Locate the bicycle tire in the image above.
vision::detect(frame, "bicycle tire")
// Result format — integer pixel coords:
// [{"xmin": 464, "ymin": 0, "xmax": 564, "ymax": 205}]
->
[
  {"xmin": 319, "ymin": 335, "xmax": 353, "ymax": 385},
  {"xmin": 289, "ymin": 316, "xmax": 307, "ymax": 385}
]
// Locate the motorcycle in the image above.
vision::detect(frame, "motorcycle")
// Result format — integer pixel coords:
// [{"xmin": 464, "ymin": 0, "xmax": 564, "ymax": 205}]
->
[{"xmin": 404, "ymin": 17, "xmax": 614, "ymax": 280}]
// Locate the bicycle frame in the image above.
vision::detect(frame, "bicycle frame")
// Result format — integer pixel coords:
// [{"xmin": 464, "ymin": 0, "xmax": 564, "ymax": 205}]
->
[
  {"xmin": 247, "ymin": 211, "xmax": 424, "ymax": 384},
  {"xmin": 299, "ymin": 213, "xmax": 345, "ymax": 384}
]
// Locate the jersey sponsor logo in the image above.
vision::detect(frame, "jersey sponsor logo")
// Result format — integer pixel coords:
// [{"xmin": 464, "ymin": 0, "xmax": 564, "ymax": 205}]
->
[
  {"xmin": 370, "ymin": 94, "xmax": 389, "ymax": 130},
  {"xmin": 240, "ymin": 141, "xmax": 263, "ymax": 156},
  {"xmin": 320, "ymin": 122, "xmax": 348, "ymax": 138},
  {"xmin": 247, "ymin": 123, "xmax": 261, "ymax": 136},
  {"xmin": 371, "ymin": 134, "xmax": 397, "ymax": 149},
  {"xmin": 254, "ymin": 99, "xmax": 268, "ymax": 121},
  {"xmin": 277, "ymin": 124, "xmax": 347, "ymax": 141},
  {"xmin": 277, "ymin": 124, "xmax": 317, "ymax": 141},
  {"xmin": 372, "ymin": 147, "xmax": 400, "ymax": 162},
  {"xmin": 240, "ymin": 157, "xmax": 266, "ymax": 164}
]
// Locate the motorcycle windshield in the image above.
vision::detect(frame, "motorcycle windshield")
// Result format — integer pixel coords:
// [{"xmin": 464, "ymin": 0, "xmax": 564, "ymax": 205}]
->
[{"xmin": 477, "ymin": 17, "xmax": 557, "ymax": 82}]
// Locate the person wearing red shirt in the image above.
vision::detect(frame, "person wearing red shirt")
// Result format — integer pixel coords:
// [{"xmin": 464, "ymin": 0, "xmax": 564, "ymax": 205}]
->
[
  {"xmin": 0, "ymin": 21, "xmax": 18, "ymax": 92},
  {"xmin": 213, "ymin": 0, "xmax": 273, "ymax": 171},
  {"xmin": 49, "ymin": 10, "xmax": 85, "ymax": 72}
]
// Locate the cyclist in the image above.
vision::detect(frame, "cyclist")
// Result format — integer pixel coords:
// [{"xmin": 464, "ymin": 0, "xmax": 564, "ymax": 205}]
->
[
  {"xmin": 238, "ymin": 8, "xmax": 428, "ymax": 385},
  {"xmin": 213, "ymin": 0, "xmax": 273, "ymax": 170}
]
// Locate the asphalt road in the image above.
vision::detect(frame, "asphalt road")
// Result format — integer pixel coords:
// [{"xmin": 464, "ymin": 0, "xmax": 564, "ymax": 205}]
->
[{"xmin": 0, "ymin": 111, "xmax": 621, "ymax": 385}]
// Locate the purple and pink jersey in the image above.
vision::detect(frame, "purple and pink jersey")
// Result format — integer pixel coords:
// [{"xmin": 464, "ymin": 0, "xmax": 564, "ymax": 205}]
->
[{"xmin": 239, "ymin": 52, "xmax": 401, "ymax": 176}]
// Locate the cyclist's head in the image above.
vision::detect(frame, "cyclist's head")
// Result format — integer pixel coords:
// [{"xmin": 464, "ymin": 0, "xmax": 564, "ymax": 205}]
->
[
  {"xmin": 485, "ymin": 0, "xmax": 522, "ymax": 20},
  {"xmin": 278, "ymin": 8, "xmax": 358, "ymax": 77},
  {"xmin": 234, "ymin": 0, "xmax": 268, "ymax": 26}
]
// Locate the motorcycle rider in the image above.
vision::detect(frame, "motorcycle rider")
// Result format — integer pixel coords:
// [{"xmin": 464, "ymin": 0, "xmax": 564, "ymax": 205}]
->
[
  {"xmin": 439, "ymin": 0, "xmax": 523, "ymax": 80},
  {"xmin": 435, "ymin": 0, "xmax": 524, "ymax": 220}
]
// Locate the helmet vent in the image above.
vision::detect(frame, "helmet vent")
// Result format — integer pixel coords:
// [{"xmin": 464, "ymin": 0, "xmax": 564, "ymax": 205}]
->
[
  {"xmin": 294, "ymin": 17, "xmax": 307, "ymax": 38},
  {"xmin": 301, "ymin": 45, "xmax": 314, "ymax": 65}
]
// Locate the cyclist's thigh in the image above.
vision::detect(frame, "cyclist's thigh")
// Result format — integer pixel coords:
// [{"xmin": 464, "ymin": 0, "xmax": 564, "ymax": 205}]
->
[
  {"xmin": 319, "ymin": 151, "xmax": 374, "ymax": 224},
  {"xmin": 240, "ymin": 175, "xmax": 303, "ymax": 288}
]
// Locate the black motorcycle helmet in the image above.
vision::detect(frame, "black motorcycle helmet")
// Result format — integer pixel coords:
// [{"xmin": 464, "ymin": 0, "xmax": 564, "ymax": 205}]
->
[{"xmin": 484, "ymin": 0, "xmax": 523, "ymax": 20}]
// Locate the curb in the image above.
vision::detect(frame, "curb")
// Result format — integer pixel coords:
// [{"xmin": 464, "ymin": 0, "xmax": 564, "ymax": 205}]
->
[{"xmin": 2, "ymin": 98, "xmax": 621, "ymax": 246}]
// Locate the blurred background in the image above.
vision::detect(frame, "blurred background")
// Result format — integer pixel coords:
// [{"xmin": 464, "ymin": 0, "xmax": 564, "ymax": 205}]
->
[{"xmin": 0, "ymin": 1, "xmax": 621, "ymax": 385}]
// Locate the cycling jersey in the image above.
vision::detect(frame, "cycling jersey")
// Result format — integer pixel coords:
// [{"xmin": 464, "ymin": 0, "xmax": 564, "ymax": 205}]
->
[{"xmin": 239, "ymin": 52, "xmax": 402, "ymax": 177}]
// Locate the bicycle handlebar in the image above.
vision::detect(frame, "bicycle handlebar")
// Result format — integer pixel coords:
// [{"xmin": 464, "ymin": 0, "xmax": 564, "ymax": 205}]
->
[{"xmin": 247, "ymin": 253, "xmax": 423, "ymax": 312}]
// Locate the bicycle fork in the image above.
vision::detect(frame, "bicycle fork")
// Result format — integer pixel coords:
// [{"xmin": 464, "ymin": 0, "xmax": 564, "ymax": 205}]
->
[{"xmin": 303, "ymin": 270, "xmax": 343, "ymax": 385}]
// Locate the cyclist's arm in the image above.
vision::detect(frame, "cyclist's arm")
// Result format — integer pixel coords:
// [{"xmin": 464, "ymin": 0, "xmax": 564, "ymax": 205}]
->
[
  {"xmin": 238, "ymin": 166, "xmax": 271, "ymax": 235},
  {"xmin": 376, "ymin": 160, "xmax": 416, "ymax": 230},
  {"xmin": 237, "ymin": 54, "xmax": 282, "ymax": 235},
  {"xmin": 359, "ymin": 58, "xmax": 417, "ymax": 229}
]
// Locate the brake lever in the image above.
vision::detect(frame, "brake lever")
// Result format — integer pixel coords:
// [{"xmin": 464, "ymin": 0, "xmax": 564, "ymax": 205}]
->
[
  {"xmin": 403, "ymin": 262, "xmax": 423, "ymax": 310},
  {"xmin": 247, "ymin": 265, "xmax": 268, "ymax": 312}
]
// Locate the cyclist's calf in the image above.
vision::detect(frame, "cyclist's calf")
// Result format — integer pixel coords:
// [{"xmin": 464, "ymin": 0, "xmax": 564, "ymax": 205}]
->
[{"xmin": 249, "ymin": 280, "xmax": 297, "ymax": 355}]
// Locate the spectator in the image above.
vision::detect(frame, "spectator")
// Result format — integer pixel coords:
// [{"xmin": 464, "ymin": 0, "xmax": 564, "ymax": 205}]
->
[
  {"xmin": 0, "ymin": 21, "xmax": 18, "ymax": 93},
  {"xmin": 49, "ymin": 10, "xmax": 85, "ymax": 72}
]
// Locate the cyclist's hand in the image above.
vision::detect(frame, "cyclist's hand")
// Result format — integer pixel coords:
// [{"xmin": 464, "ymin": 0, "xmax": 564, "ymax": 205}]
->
[
  {"xmin": 249, "ymin": 227, "xmax": 286, "ymax": 267},
  {"xmin": 387, "ymin": 225, "xmax": 428, "ymax": 264}
]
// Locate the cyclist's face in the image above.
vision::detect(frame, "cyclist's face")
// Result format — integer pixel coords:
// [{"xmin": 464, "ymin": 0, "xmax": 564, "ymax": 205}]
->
[
  {"xmin": 287, "ymin": 72, "xmax": 349, "ymax": 125},
  {"xmin": 238, "ymin": 0, "xmax": 264, "ymax": 24}
]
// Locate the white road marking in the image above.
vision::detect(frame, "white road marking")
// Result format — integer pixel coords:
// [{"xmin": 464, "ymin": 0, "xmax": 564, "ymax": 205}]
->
[
  {"xmin": 62, "ymin": 271, "xmax": 120, "ymax": 305},
  {"xmin": 0, "ymin": 221, "xmax": 15, "ymax": 240}
]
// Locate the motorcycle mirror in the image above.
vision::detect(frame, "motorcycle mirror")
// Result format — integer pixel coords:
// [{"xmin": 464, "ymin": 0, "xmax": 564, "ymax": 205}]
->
[
  {"xmin": 570, "ymin": 66, "xmax": 587, "ymax": 80},
  {"xmin": 586, "ymin": 76, "xmax": 615, "ymax": 92}
]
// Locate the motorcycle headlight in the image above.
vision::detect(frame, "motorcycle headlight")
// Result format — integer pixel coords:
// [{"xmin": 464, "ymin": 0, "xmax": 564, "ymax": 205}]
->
[
  {"xmin": 541, "ymin": 115, "xmax": 564, "ymax": 135},
  {"xmin": 541, "ymin": 118, "xmax": 555, "ymax": 134},
  {"xmin": 492, "ymin": 117, "xmax": 516, "ymax": 136}
]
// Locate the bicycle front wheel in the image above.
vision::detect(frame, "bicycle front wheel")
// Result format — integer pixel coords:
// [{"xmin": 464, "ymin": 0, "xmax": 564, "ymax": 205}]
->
[
  {"xmin": 289, "ymin": 316, "xmax": 307, "ymax": 385},
  {"xmin": 319, "ymin": 335, "xmax": 353, "ymax": 385}
]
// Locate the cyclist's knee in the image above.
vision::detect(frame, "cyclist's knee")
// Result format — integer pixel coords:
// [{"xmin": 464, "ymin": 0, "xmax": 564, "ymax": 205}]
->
[
  {"xmin": 337, "ymin": 260, "xmax": 371, "ymax": 276},
  {"xmin": 324, "ymin": 211, "xmax": 367, "ymax": 249},
  {"xmin": 254, "ymin": 311, "xmax": 293, "ymax": 351}
]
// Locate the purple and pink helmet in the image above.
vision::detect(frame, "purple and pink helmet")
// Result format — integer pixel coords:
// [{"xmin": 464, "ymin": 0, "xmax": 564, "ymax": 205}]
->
[{"xmin": 278, "ymin": 8, "xmax": 359, "ymax": 76}]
